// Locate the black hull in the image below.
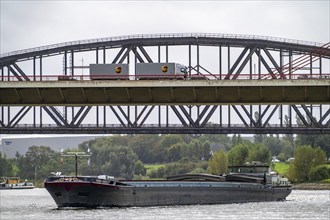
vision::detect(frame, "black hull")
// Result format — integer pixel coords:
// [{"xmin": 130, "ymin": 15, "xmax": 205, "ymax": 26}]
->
[{"xmin": 45, "ymin": 181, "xmax": 292, "ymax": 208}]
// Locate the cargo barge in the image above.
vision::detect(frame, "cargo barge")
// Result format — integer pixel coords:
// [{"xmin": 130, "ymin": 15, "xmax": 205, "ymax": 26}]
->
[{"xmin": 44, "ymin": 164, "xmax": 292, "ymax": 208}]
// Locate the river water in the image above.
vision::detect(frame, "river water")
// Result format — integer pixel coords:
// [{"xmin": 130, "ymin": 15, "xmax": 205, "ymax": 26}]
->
[{"xmin": 0, "ymin": 188, "xmax": 329, "ymax": 220}]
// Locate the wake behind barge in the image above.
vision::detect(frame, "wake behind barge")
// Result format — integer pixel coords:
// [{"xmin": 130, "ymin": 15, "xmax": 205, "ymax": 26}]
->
[{"xmin": 44, "ymin": 165, "xmax": 292, "ymax": 208}]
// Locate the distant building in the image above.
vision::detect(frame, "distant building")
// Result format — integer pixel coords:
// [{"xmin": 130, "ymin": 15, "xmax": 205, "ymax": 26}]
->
[{"xmin": 0, "ymin": 135, "xmax": 106, "ymax": 158}]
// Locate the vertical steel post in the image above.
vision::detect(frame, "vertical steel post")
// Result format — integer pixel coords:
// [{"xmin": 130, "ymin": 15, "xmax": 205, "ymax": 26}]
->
[
  {"xmin": 228, "ymin": 46, "xmax": 230, "ymax": 73},
  {"xmin": 189, "ymin": 106, "xmax": 192, "ymax": 126},
  {"xmin": 166, "ymin": 45, "xmax": 168, "ymax": 63},
  {"xmin": 258, "ymin": 105, "xmax": 261, "ymax": 126},
  {"xmin": 197, "ymin": 42, "xmax": 200, "ymax": 75},
  {"xmin": 7, "ymin": 107, "xmax": 10, "ymax": 126},
  {"xmin": 64, "ymin": 51, "xmax": 67, "ymax": 76},
  {"xmin": 33, "ymin": 57, "xmax": 36, "ymax": 81},
  {"xmin": 72, "ymin": 107, "xmax": 74, "ymax": 122},
  {"xmin": 289, "ymin": 105, "xmax": 292, "ymax": 127},
  {"xmin": 250, "ymin": 105, "xmax": 253, "ymax": 126},
  {"xmin": 189, "ymin": 45, "xmax": 191, "ymax": 77},
  {"xmin": 219, "ymin": 105, "xmax": 222, "ymax": 126},
  {"xmin": 96, "ymin": 106, "xmax": 99, "ymax": 127},
  {"xmin": 96, "ymin": 48, "xmax": 99, "ymax": 64},
  {"xmin": 1, "ymin": 106, "xmax": 3, "ymax": 126},
  {"xmin": 228, "ymin": 105, "xmax": 231, "ymax": 127},
  {"xmin": 135, "ymin": 106, "xmax": 137, "ymax": 127},
  {"xmin": 40, "ymin": 106, "xmax": 42, "ymax": 127},
  {"xmin": 103, "ymin": 106, "xmax": 106, "ymax": 127},
  {"xmin": 134, "ymin": 47, "xmax": 137, "ymax": 79},
  {"xmin": 219, "ymin": 45, "xmax": 222, "ymax": 79},
  {"xmin": 71, "ymin": 50, "xmax": 74, "ymax": 77},
  {"xmin": 127, "ymin": 106, "xmax": 130, "ymax": 127},
  {"xmin": 249, "ymin": 49, "xmax": 253, "ymax": 79},
  {"xmin": 33, "ymin": 106, "xmax": 36, "ymax": 127},
  {"xmin": 280, "ymin": 105, "xmax": 283, "ymax": 127},
  {"xmin": 280, "ymin": 49, "xmax": 283, "ymax": 74},
  {"xmin": 197, "ymin": 106, "xmax": 200, "ymax": 126},
  {"xmin": 289, "ymin": 50, "xmax": 292, "ymax": 79},
  {"xmin": 166, "ymin": 106, "xmax": 169, "ymax": 127},
  {"xmin": 103, "ymin": 47, "xmax": 106, "ymax": 64},
  {"xmin": 40, "ymin": 55, "xmax": 42, "ymax": 81},
  {"xmin": 258, "ymin": 49, "xmax": 261, "ymax": 79},
  {"xmin": 319, "ymin": 57, "xmax": 322, "ymax": 76},
  {"xmin": 158, "ymin": 105, "xmax": 161, "ymax": 127},
  {"xmin": 310, "ymin": 54, "xmax": 313, "ymax": 76},
  {"xmin": 65, "ymin": 107, "xmax": 68, "ymax": 123}
]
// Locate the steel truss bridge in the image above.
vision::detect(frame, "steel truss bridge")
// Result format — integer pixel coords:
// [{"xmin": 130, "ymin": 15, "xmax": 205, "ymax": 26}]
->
[{"xmin": 0, "ymin": 33, "xmax": 330, "ymax": 134}]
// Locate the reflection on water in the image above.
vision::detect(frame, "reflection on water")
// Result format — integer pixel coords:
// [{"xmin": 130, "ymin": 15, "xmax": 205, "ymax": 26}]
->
[{"xmin": 0, "ymin": 188, "xmax": 329, "ymax": 220}]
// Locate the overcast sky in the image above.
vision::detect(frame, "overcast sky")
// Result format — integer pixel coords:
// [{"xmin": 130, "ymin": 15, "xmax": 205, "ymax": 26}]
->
[{"xmin": 1, "ymin": 0, "xmax": 329, "ymax": 54}]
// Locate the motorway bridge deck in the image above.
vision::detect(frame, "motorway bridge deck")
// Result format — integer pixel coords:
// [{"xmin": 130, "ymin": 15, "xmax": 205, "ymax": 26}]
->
[{"xmin": 0, "ymin": 79, "xmax": 329, "ymax": 106}]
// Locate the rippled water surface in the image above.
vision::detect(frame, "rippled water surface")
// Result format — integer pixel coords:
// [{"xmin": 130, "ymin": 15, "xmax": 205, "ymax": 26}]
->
[{"xmin": 0, "ymin": 188, "xmax": 329, "ymax": 220}]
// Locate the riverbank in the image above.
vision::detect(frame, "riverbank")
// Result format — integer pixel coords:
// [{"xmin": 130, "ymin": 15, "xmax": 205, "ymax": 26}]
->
[{"xmin": 293, "ymin": 182, "xmax": 330, "ymax": 190}]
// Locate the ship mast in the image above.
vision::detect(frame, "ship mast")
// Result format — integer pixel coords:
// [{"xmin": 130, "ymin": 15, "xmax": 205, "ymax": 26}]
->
[{"xmin": 61, "ymin": 148, "xmax": 91, "ymax": 177}]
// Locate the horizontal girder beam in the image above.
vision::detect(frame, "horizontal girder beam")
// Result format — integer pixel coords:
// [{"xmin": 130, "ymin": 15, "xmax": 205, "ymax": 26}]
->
[
  {"xmin": 1, "ymin": 104, "xmax": 329, "ymax": 134},
  {"xmin": 0, "ymin": 126, "xmax": 328, "ymax": 135}
]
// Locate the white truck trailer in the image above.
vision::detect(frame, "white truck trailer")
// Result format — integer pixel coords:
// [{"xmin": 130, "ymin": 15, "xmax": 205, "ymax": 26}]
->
[
  {"xmin": 135, "ymin": 63, "xmax": 187, "ymax": 79},
  {"xmin": 90, "ymin": 64, "xmax": 129, "ymax": 80}
]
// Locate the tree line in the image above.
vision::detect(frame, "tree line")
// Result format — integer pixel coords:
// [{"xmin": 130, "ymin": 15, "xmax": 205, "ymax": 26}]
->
[{"xmin": 1, "ymin": 133, "xmax": 329, "ymax": 183}]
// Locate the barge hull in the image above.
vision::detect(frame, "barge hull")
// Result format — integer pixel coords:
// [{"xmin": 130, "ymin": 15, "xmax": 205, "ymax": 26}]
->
[{"xmin": 45, "ymin": 181, "xmax": 292, "ymax": 207}]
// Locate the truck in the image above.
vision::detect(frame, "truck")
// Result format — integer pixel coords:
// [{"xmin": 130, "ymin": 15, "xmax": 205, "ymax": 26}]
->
[
  {"xmin": 135, "ymin": 63, "xmax": 187, "ymax": 80},
  {"xmin": 90, "ymin": 64, "xmax": 129, "ymax": 80}
]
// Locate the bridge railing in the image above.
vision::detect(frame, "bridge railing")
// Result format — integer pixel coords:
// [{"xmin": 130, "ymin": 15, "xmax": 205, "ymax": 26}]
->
[
  {"xmin": 0, "ymin": 33, "xmax": 324, "ymax": 59},
  {"xmin": 1, "ymin": 73, "xmax": 329, "ymax": 82}
]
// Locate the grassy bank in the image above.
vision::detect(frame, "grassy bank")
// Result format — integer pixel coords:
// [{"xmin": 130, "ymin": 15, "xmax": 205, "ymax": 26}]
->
[
  {"xmin": 272, "ymin": 162, "xmax": 290, "ymax": 176},
  {"xmin": 145, "ymin": 164, "xmax": 166, "ymax": 176},
  {"xmin": 272, "ymin": 162, "xmax": 330, "ymax": 190}
]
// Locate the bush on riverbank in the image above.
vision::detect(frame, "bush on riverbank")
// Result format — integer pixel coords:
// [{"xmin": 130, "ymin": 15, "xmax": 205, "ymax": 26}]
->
[
  {"xmin": 287, "ymin": 145, "xmax": 326, "ymax": 183},
  {"xmin": 309, "ymin": 165, "xmax": 330, "ymax": 181}
]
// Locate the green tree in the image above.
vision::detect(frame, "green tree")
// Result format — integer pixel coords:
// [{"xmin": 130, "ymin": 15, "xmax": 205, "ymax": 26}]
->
[
  {"xmin": 199, "ymin": 134, "xmax": 231, "ymax": 151},
  {"xmin": 101, "ymin": 145, "xmax": 138, "ymax": 179},
  {"xmin": 19, "ymin": 146, "xmax": 61, "ymax": 179},
  {"xmin": 128, "ymin": 135, "xmax": 160, "ymax": 163},
  {"xmin": 287, "ymin": 145, "xmax": 326, "ymax": 182},
  {"xmin": 167, "ymin": 143, "xmax": 182, "ymax": 162},
  {"xmin": 277, "ymin": 139, "xmax": 294, "ymax": 161},
  {"xmin": 155, "ymin": 134, "xmax": 184, "ymax": 162},
  {"xmin": 201, "ymin": 141, "xmax": 211, "ymax": 161},
  {"xmin": 0, "ymin": 153, "xmax": 15, "ymax": 176},
  {"xmin": 263, "ymin": 136, "xmax": 282, "ymax": 156},
  {"xmin": 187, "ymin": 139, "xmax": 203, "ymax": 161},
  {"xmin": 296, "ymin": 134, "xmax": 330, "ymax": 160},
  {"xmin": 228, "ymin": 143, "xmax": 249, "ymax": 165},
  {"xmin": 207, "ymin": 149, "xmax": 228, "ymax": 174},
  {"xmin": 134, "ymin": 160, "xmax": 146, "ymax": 176},
  {"xmin": 247, "ymin": 143, "xmax": 271, "ymax": 163},
  {"xmin": 231, "ymin": 134, "xmax": 243, "ymax": 147}
]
